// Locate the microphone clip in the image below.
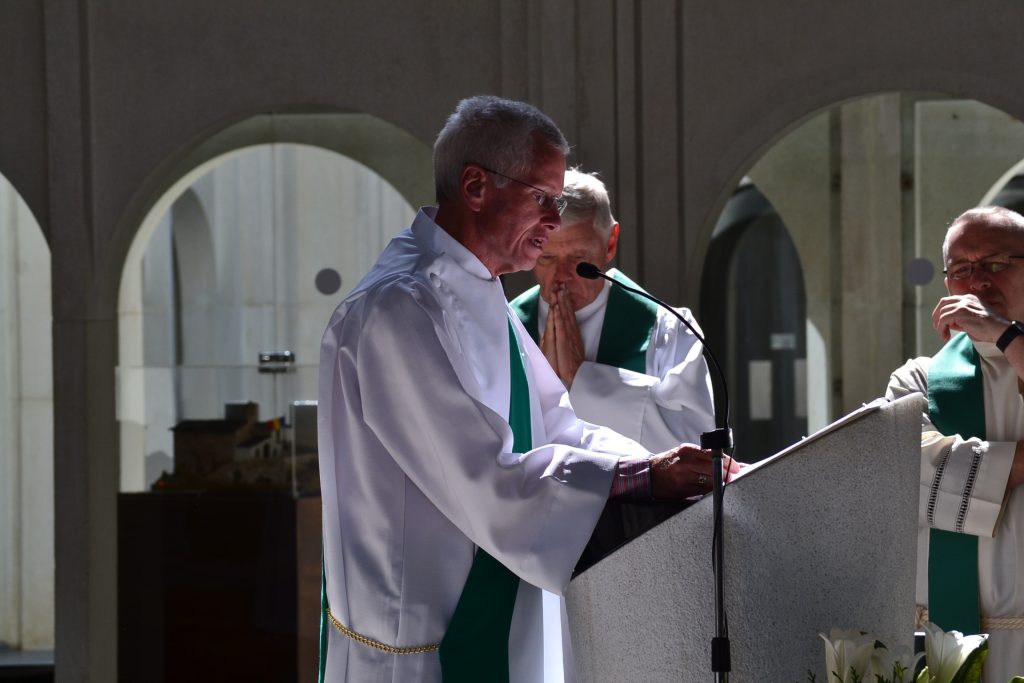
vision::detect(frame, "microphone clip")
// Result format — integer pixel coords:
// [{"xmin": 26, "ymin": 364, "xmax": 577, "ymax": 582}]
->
[{"xmin": 700, "ymin": 428, "xmax": 733, "ymax": 451}]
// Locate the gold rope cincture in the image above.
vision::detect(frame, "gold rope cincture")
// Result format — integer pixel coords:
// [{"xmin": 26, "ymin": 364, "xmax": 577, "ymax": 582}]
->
[
  {"xmin": 325, "ymin": 606, "xmax": 440, "ymax": 655},
  {"xmin": 981, "ymin": 616, "xmax": 1024, "ymax": 631},
  {"xmin": 918, "ymin": 607, "xmax": 1024, "ymax": 631}
]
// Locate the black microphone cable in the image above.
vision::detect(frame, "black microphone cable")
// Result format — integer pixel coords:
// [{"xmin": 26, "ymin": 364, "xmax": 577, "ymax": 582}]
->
[
  {"xmin": 577, "ymin": 261, "xmax": 735, "ymax": 678},
  {"xmin": 575, "ymin": 262, "xmax": 733, "ymax": 454}
]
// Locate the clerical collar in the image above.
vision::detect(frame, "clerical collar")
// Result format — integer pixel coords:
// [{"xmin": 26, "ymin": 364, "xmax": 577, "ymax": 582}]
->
[
  {"xmin": 412, "ymin": 207, "xmax": 494, "ymax": 281},
  {"xmin": 573, "ymin": 278, "xmax": 612, "ymax": 323}
]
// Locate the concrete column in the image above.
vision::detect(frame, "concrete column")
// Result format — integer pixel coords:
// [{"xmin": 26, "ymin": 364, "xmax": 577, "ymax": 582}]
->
[
  {"xmin": 839, "ymin": 94, "xmax": 904, "ymax": 414},
  {"xmin": 44, "ymin": 1, "xmax": 118, "ymax": 679},
  {"xmin": 637, "ymin": 1, "xmax": 684, "ymax": 302},
  {"xmin": 748, "ymin": 112, "xmax": 833, "ymax": 431}
]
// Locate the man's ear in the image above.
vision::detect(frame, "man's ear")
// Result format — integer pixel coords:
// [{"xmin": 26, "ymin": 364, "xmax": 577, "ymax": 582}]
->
[
  {"xmin": 605, "ymin": 223, "xmax": 621, "ymax": 263},
  {"xmin": 461, "ymin": 164, "xmax": 488, "ymax": 212}
]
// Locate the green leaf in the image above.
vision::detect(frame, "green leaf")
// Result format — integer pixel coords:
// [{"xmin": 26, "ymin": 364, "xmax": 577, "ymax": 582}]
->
[
  {"xmin": 948, "ymin": 638, "xmax": 988, "ymax": 683},
  {"xmin": 916, "ymin": 667, "xmax": 930, "ymax": 683},
  {"xmin": 1006, "ymin": 678, "xmax": 1024, "ymax": 683}
]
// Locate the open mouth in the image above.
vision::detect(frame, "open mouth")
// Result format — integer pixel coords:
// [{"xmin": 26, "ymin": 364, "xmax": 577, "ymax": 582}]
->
[{"xmin": 529, "ymin": 237, "xmax": 545, "ymax": 249}]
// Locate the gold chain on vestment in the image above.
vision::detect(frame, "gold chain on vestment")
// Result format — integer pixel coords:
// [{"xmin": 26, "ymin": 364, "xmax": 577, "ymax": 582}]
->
[{"xmin": 325, "ymin": 607, "xmax": 440, "ymax": 654}]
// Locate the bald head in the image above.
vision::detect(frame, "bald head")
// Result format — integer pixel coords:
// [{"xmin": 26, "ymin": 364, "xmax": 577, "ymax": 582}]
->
[
  {"xmin": 943, "ymin": 206, "xmax": 1024, "ymax": 262},
  {"xmin": 942, "ymin": 205, "xmax": 1024, "ymax": 322}
]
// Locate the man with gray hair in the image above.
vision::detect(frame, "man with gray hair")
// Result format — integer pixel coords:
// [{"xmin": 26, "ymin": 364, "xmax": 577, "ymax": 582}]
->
[
  {"xmin": 318, "ymin": 97, "xmax": 731, "ymax": 683},
  {"xmin": 510, "ymin": 169, "xmax": 715, "ymax": 453},
  {"xmin": 886, "ymin": 206, "xmax": 1024, "ymax": 681}
]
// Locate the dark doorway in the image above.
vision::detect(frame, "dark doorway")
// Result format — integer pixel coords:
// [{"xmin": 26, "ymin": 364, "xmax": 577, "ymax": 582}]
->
[{"xmin": 700, "ymin": 183, "xmax": 808, "ymax": 462}]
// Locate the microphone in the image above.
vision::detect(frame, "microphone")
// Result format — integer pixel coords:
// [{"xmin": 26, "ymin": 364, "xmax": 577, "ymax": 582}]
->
[
  {"xmin": 575, "ymin": 261, "xmax": 603, "ymax": 280},
  {"xmin": 576, "ymin": 260, "xmax": 734, "ymax": 680},
  {"xmin": 575, "ymin": 262, "xmax": 731, "ymax": 442}
]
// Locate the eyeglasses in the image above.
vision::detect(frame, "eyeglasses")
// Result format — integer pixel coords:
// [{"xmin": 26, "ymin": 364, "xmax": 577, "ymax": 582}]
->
[
  {"xmin": 943, "ymin": 254, "xmax": 1024, "ymax": 280},
  {"xmin": 477, "ymin": 165, "xmax": 567, "ymax": 215}
]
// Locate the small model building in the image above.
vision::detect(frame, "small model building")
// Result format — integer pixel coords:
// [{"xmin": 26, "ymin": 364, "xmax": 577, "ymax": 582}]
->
[{"xmin": 154, "ymin": 401, "xmax": 292, "ymax": 492}]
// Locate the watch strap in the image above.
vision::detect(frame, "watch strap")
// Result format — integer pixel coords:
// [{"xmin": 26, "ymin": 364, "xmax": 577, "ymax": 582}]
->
[{"xmin": 996, "ymin": 321, "xmax": 1024, "ymax": 352}]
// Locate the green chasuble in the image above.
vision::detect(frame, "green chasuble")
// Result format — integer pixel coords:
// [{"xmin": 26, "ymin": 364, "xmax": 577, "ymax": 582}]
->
[
  {"xmin": 437, "ymin": 319, "xmax": 532, "ymax": 682},
  {"xmin": 926, "ymin": 332, "xmax": 983, "ymax": 635},
  {"xmin": 509, "ymin": 270, "xmax": 659, "ymax": 374}
]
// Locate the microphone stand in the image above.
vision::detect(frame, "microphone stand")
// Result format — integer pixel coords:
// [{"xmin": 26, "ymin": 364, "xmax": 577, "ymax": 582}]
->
[
  {"xmin": 576, "ymin": 263, "xmax": 732, "ymax": 681},
  {"xmin": 702, "ymin": 427, "xmax": 732, "ymax": 683}
]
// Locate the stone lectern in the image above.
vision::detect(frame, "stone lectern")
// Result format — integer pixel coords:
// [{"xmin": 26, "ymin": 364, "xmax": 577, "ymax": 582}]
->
[{"xmin": 565, "ymin": 394, "xmax": 923, "ymax": 682}]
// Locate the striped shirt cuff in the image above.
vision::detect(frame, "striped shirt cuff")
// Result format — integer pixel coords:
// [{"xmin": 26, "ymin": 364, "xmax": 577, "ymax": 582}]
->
[{"xmin": 610, "ymin": 457, "xmax": 652, "ymax": 501}]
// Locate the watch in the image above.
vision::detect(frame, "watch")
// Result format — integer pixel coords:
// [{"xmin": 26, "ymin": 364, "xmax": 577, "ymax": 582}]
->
[{"xmin": 996, "ymin": 321, "xmax": 1024, "ymax": 353}]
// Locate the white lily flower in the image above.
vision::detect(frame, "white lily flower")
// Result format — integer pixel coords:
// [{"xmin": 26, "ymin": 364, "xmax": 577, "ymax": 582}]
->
[
  {"xmin": 820, "ymin": 628, "xmax": 877, "ymax": 682},
  {"xmin": 871, "ymin": 641, "xmax": 922, "ymax": 683},
  {"xmin": 920, "ymin": 621, "xmax": 988, "ymax": 683}
]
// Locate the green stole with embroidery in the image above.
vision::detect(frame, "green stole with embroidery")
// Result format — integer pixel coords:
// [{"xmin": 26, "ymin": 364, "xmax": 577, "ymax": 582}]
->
[
  {"xmin": 509, "ymin": 270, "xmax": 658, "ymax": 373},
  {"xmin": 437, "ymin": 319, "xmax": 531, "ymax": 681},
  {"xmin": 926, "ymin": 332, "xmax": 983, "ymax": 635}
]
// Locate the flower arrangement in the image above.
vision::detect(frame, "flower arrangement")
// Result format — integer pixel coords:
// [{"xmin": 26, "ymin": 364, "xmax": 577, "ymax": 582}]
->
[{"xmin": 809, "ymin": 623, "xmax": 1024, "ymax": 683}]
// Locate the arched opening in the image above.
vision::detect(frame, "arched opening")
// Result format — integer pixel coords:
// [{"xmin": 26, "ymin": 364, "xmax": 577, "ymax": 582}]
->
[
  {"xmin": 702, "ymin": 93, "xmax": 1024, "ymax": 457},
  {"xmin": 0, "ymin": 173, "xmax": 54, "ymax": 661},
  {"xmin": 986, "ymin": 173, "xmax": 1024, "ymax": 213},
  {"xmin": 701, "ymin": 182, "xmax": 807, "ymax": 462},
  {"xmin": 978, "ymin": 144, "xmax": 1024, "ymax": 216},
  {"xmin": 118, "ymin": 143, "xmax": 416, "ymax": 492},
  {"xmin": 114, "ymin": 113, "xmax": 430, "ymax": 681}
]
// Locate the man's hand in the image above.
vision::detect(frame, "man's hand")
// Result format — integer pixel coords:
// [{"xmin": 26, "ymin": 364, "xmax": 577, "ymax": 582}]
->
[
  {"xmin": 932, "ymin": 294, "xmax": 1009, "ymax": 343},
  {"xmin": 540, "ymin": 286, "xmax": 585, "ymax": 386},
  {"xmin": 650, "ymin": 445, "xmax": 744, "ymax": 500}
]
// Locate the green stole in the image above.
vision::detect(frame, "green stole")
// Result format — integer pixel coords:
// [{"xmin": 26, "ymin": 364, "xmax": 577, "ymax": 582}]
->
[
  {"xmin": 926, "ymin": 332, "xmax": 983, "ymax": 635},
  {"xmin": 437, "ymin": 319, "xmax": 531, "ymax": 681},
  {"xmin": 318, "ymin": 320, "xmax": 532, "ymax": 681},
  {"xmin": 509, "ymin": 270, "xmax": 659, "ymax": 373},
  {"xmin": 318, "ymin": 556, "xmax": 329, "ymax": 682}
]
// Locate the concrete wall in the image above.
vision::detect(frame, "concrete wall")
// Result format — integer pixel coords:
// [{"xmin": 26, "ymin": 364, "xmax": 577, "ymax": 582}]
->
[{"xmin": 3, "ymin": 1, "xmax": 1024, "ymax": 680}]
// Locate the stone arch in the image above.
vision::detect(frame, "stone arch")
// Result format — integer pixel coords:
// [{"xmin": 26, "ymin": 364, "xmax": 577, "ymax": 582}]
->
[
  {"xmin": 111, "ymin": 111, "xmax": 433, "ymax": 320},
  {"xmin": 980, "ymin": 157, "xmax": 1024, "ymax": 208},
  {"xmin": 115, "ymin": 116, "xmax": 428, "ymax": 493},
  {"xmin": 98, "ymin": 112, "xmax": 431, "ymax": 681},
  {"xmin": 686, "ymin": 77, "xmax": 1024, "ymax": 299},
  {"xmin": 700, "ymin": 182, "xmax": 808, "ymax": 460},
  {"xmin": 117, "ymin": 187, "xmax": 215, "ymax": 490},
  {"xmin": 169, "ymin": 188, "xmax": 216, "ymax": 366},
  {"xmin": 702, "ymin": 92, "xmax": 1024, "ymax": 423}
]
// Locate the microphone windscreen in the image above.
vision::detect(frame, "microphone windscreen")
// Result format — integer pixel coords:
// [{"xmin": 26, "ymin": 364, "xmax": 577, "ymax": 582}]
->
[{"xmin": 576, "ymin": 262, "xmax": 602, "ymax": 279}]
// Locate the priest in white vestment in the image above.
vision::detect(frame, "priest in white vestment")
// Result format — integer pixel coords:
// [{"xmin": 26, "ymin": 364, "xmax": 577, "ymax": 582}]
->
[
  {"xmin": 510, "ymin": 169, "xmax": 715, "ymax": 453},
  {"xmin": 318, "ymin": 96, "xmax": 734, "ymax": 683},
  {"xmin": 885, "ymin": 206, "xmax": 1024, "ymax": 682}
]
